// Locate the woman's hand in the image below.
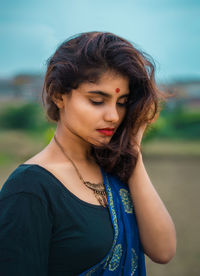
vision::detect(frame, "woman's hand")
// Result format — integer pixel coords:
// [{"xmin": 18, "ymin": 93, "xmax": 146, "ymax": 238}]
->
[
  {"xmin": 131, "ymin": 109, "xmax": 159, "ymax": 153},
  {"xmin": 133, "ymin": 123, "xmax": 147, "ymax": 149}
]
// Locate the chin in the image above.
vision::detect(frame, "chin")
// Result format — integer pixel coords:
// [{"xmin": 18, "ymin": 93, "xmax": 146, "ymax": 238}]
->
[{"xmin": 88, "ymin": 136, "xmax": 112, "ymax": 147}]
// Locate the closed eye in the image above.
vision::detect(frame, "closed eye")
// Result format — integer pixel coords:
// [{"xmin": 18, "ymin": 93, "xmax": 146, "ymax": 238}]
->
[
  {"xmin": 90, "ymin": 99, "xmax": 128, "ymax": 107},
  {"xmin": 117, "ymin": 97, "xmax": 128, "ymax": 107},
  {"xmin": 117, "ymin": 102, "xmax": 127, "ymax": 107},
  {"xmin": 90, "ymin": 99, "xmax": 104, "ymax": 105}
]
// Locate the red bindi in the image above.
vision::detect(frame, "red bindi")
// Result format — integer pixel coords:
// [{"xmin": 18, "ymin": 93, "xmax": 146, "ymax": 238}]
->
[{"xmin": 115, "ymin": 88, "xmax": 120, "ymax": 93}]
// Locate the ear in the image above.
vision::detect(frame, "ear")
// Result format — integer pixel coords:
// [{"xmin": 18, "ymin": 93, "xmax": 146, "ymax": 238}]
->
[{"xmin": 52, "ymin": 93, "xmax": 65, "ymax": 109}]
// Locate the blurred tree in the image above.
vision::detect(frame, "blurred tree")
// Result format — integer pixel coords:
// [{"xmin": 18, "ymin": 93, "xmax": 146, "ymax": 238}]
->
[{"xmin": 0, "ymin": 103, "xmax": 47, "ymax": 130}]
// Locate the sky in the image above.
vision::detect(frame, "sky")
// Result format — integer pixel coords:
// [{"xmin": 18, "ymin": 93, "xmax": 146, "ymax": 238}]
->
[{"xmin": 0, "ymin": 0, "xmax": 200, "ymax": 82}]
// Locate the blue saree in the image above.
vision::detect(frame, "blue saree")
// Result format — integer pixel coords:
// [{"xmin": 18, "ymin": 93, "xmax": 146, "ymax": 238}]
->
[{"xmin": 79, "ymin": 168, "xmax": 146, "ymax": 276}]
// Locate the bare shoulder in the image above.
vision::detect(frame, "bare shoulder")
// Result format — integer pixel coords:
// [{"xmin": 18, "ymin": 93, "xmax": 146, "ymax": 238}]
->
[
  {"xmin": 23, "ymin": 147, "xmax": 73, "ymax": 176},
  {"xmin": 23, "ymin": 142, "xmax": 58, "ymax": 166},
  {"xmin": 23, "ymin": 150, "xmax": 48, "ymax": 165},
  {"xmin": 23, "ymin": 142, "xmax": 63, "ymax": 167}
]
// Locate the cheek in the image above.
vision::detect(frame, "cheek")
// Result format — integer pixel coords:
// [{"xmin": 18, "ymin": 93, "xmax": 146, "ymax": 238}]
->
[{"xmin": 65, "ymin": 101, "xmax": 101, "ymax": 127}]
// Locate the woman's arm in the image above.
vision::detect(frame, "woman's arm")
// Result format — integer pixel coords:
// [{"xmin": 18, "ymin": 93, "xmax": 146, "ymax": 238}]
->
[{"xmin": 128, "ymin": 124, "xmax": 176, "ymax": 264}]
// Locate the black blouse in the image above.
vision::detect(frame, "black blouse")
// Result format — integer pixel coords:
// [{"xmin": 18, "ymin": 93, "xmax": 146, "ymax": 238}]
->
[{"xmin": 0, "ymin": 164, "xmax": 114, "ymax": 276}]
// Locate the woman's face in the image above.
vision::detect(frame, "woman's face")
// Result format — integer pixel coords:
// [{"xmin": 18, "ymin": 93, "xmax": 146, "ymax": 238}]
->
[{"xmin": 58, "ymin": 71, "xmax": 130, "ymax": 146}]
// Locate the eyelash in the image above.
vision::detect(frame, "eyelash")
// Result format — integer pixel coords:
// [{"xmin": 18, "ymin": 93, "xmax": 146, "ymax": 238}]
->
[{"xmin": 90, "ymin": 100, "xmax": 127, "ymax": 107}]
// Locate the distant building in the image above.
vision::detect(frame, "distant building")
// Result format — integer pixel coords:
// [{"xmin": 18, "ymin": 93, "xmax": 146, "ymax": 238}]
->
[
  {"xmin": 161, "ymin": 80, "xmax": 200, "ymax": 110},
  {"xmin": 0, "ymin": 74, "xmax": 44, "ymax": 102},
  {"xmin": 0, "ymin": 74, "xmax": 200, "ymax": 109},
  {"xmin": 0, "ymin": 78, "xmax": 17, "ymax": 100}
]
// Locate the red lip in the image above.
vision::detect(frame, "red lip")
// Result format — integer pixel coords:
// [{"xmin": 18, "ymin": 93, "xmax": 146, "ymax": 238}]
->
[{"xmin": 97, "ymin": 128, "xmax": 115, "ymax": 136}]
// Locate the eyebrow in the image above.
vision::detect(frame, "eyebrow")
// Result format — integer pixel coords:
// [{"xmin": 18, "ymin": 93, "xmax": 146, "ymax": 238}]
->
[{"xmin": 87, "ymin": 90, "xmax": 129, "ymax": 99}]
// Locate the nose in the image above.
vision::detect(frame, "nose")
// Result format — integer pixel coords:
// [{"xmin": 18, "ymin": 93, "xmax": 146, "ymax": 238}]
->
[{"xmin": 103, "ymin": 104, "xmax": 120, "ymax": 123}]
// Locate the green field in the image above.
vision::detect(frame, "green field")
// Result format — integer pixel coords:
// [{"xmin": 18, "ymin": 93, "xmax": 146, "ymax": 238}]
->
[{"xmin": 0, "ymin": 130, "xmax": 200, "ymax": 276}]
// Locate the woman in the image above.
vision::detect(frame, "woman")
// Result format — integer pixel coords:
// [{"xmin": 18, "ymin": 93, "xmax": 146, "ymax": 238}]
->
[{"xmin": 0, "ymin": 32, "xmax": 176, "ymax": 275}]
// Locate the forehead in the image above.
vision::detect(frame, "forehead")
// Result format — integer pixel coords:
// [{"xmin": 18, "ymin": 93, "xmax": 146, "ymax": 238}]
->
[{"xmin": 77, "ymin": 71, "xmax": 130, "ymax": 95}]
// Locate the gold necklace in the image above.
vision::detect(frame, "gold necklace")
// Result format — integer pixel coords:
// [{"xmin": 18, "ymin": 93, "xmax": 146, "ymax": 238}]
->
[{"xmin": 54, "ymin": 136, "xmax": 108, "ymax": 207}]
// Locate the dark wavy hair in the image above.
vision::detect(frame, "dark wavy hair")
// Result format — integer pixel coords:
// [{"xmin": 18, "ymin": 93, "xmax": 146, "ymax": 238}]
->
[{"xmin": 42, "ymin": 31, "xmax": 166, "ymax": 183}]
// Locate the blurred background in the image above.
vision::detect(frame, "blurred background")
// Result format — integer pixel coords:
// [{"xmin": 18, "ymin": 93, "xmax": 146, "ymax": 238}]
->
[{"xmin": 0, "ymin": 0, "xmax": 200, "ymax": 275}]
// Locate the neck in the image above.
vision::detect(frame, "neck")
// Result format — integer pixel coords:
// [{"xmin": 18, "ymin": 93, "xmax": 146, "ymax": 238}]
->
[{"xmin": 51, "ymin": 123, "xmax": 93, "ymax": 163}]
